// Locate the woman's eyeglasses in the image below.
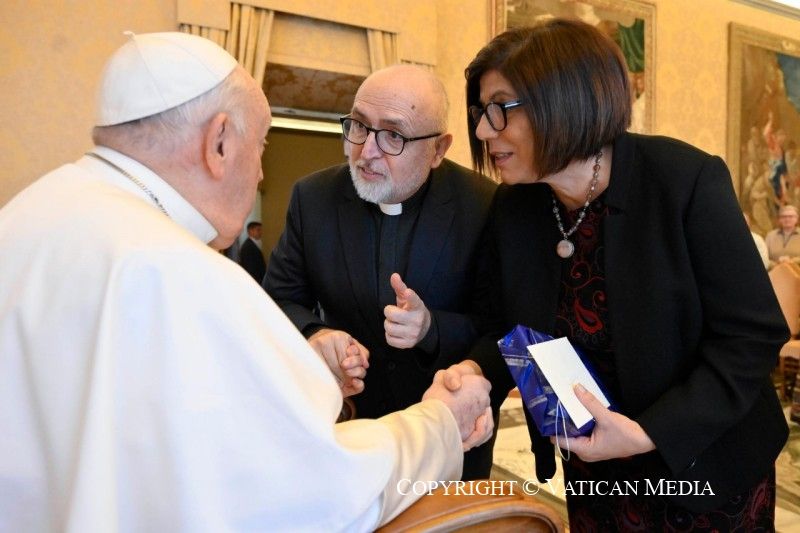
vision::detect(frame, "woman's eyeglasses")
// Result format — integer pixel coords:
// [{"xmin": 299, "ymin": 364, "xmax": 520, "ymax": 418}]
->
[{"xmin": 468, "ymin": 100, "xmax": 524, "ymax": 132}]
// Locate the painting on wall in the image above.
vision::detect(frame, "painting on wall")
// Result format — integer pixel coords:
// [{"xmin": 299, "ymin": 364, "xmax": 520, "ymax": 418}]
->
[
  {"xmin": 728, "ymin": 23, "xmax": 800, "ymax": 236},
  {"xmin": 491, "ymin": 0, "xmax": 655, "ymax": 133}
]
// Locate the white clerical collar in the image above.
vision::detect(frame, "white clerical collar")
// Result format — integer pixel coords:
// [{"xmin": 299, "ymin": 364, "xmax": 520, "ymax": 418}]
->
[
  {"xmin": 379, "ymin": 202, "xmax": 402, "ymax": 215},
  {"xmin": 84, "ymin": 146, "xmax": 219, "ymax": 244}
]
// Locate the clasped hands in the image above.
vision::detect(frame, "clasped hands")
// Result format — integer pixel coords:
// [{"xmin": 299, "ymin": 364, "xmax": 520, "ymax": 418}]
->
[
  {"xmin": 308, "ymin": 328, "xmax": 369, "ymax": 397},
  {"xmin": 423, "ymin": 368, "xmax": 493, "ymax": 451},
  {"xmin": 438, "ymin": 361, "xmax": 655, "ymax": 461},
  {"xmin": 309, "ymin": 273, "xmax": 431, "ymax": 397}
]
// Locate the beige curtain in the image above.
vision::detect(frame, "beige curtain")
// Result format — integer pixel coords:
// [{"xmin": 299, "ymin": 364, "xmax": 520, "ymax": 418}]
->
[
  {"xmin": 400, "ymin": 60, "xmax": 434, "ymax": 72},
  {"xmin": 180, "ymin": 3, "xmax": 274, "ymax": 87},
  {"xmin": 366, "ymin": 28, "xmax": 398, "ymax": 72},
  {"xmin": 179, "ymin": 24, "xmax": 228, "ymax": 48}
]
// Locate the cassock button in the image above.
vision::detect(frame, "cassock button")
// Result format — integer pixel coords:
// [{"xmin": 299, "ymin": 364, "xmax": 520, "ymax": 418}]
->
[{"xmin": 387, "ymin": 361, "xmax": 396, "ymax": 371}]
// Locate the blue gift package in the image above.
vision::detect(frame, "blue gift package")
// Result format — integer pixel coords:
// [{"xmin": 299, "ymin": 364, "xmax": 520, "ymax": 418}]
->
[{"xmin": 498, "ymin": 325, "xmax": 614, "ymax": 438}]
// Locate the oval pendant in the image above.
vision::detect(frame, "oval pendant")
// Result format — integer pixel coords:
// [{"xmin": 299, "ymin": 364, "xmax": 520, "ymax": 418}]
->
[{"xmin": 556, "ymin": 239, "xmax": 574, "ymax": 259}]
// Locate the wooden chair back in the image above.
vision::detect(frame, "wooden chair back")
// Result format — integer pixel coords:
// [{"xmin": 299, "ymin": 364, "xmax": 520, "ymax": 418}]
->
[
  {"xmin": 769, "ymin": 262, "xmax": 800, "ymax": 336},
  {"xmin": 378, "ymin": 483, "xmax": 564, "ymax": 532}
]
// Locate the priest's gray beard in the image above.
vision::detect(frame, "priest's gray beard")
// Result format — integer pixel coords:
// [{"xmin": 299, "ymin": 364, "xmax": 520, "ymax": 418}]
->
[{"xmin": 349, "ymin": 160, "xmax": 427, "ymax": 205}]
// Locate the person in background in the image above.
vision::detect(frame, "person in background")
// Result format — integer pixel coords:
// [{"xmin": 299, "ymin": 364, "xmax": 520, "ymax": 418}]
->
[
  {"xmin": 766, "ymin": 204, "xmax": 800, "ymax": 268},
  {"xmin": 444, "ymin": 18, "xmax": 787, "ymax": 530},
  {"xmin": 0, "ymin": 32, "xmax": 493, "ymax": 531},
  {"xmin": 238, "ymin": 220, "xmax": 266, "ymax": 281},
  {"xmin": 263, "ymin": 64, "xmax": 497, "ymax": 479}
]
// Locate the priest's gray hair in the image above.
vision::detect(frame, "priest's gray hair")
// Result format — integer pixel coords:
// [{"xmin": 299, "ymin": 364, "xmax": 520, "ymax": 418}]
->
[{"xmin": 92, "ymin": 67, "xmax": 252, "ymax": 155}]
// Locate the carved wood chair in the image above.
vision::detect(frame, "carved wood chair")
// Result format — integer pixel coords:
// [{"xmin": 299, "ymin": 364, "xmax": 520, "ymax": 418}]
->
[
  {"xmin": 335, "ymin": 402, "xmax": 564, "ymax": 531},
  {"xmin": 768, "ymin": 262, "xmax": 800, "ymax": 398},
  {"xmin": 378, "ymin": 483, "xmax": 564, "ymax": 532}
]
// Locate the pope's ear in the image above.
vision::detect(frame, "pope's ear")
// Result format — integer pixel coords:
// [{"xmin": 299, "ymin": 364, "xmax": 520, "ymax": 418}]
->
[{"xmin": 204, "ymin": 112, "xmax": 230, "ymax": 180}]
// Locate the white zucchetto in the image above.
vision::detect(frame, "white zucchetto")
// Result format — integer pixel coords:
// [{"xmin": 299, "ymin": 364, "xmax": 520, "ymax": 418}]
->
[{"xmin": 95, "ymin": 31, "xmax": 238, "ymax": 126}]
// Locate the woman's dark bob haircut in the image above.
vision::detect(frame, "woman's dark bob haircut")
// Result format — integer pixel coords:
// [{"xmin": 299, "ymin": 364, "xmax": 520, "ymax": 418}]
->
[{"xmin": 465, "ymin": 18, "xmax": 632, "ymax": 178}]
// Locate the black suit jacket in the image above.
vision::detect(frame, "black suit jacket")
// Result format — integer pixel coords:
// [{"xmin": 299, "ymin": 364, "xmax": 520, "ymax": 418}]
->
[
  {"xmin": 265, "ymin": 160, "xmax": 496, "ymax": 417},
  {"xmin": 239, "ymin": 238, "xmax": 266, "ymax": 283},
  {"xmin": 471, "ymin": 133, "xmax": 789, "ymax": 512}
]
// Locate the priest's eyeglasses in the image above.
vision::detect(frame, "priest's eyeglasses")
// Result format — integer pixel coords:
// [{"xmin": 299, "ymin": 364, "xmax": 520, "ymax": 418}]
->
[
  {"xmin": 339, "ymin": 117, "xmax": 441, "ymax": 156},
  {"xmin": 468, "ymin": 100, "xmax": 524, "ymax": 132}
]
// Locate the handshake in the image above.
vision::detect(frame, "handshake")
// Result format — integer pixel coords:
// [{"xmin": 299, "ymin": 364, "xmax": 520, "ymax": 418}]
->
[
  {"xmin": 422, "ymin": 361, "xmax": 494, "ymax": 451},
  {"xmin": 308, "ymin": 327, "xmax": 492, "ymax": 452}
]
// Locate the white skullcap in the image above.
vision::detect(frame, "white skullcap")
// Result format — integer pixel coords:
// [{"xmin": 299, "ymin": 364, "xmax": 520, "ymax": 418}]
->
[{"xmin": 95, "ymin": 31, "xmax": 238, "ymax": 126}]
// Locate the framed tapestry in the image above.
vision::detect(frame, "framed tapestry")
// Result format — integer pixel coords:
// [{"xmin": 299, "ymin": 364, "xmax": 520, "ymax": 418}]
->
[
  {"xmin": 728, "ymin": 23, "xmax": 800, "ymax": 235},
  {"xmin": 491, "ymin": 0, "xmax": 655, "ymax": 133}
]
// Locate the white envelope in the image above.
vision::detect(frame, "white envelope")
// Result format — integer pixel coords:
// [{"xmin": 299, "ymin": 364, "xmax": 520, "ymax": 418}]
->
[{"xmin": 527, "ymin": 337, "xmax": 610, "ymax": 428}]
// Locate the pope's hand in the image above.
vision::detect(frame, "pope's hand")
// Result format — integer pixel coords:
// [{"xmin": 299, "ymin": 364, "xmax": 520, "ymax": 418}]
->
[
  {"xmin": 308, "ymin": 328, "xmax": 370, "ymax": 397},
  {"xmin": 423, "ymin": 370, "xmax": 493, "ymax": 451},
  {"xmin": 384, "ymin": 273, "xmax": 431, "ymax": 349}
]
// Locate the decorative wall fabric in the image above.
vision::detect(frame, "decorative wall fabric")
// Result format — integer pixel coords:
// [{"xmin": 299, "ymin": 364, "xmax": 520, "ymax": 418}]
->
[
  {"xmin": 180, "ymin": 3, "xmax": 275, "ymax": 87},
  {"xmin": 367, "ymin": 29, "xmax": 398, "ymax": 72}
]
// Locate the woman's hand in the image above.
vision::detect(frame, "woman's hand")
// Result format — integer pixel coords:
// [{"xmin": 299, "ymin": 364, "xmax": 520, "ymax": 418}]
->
[{"xmin": 551, "ymin": 383, "xmax": 656, "ymax": 461}]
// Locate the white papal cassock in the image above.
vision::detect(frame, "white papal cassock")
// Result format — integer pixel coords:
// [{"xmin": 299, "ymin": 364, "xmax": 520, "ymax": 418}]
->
[{"xmin": 0, "ymin": 146, "xmax": 463, "ymax": 532}]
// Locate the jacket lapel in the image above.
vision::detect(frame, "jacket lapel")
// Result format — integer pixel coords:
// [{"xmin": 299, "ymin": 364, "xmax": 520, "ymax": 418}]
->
[
  {"xmin": 337, "ymin": 189, "xmax": 383, "ymax": 338},
  {"xmin": 604, "ymin": 132, "xmax": 636, "ymax": 215},
  {"xmin": 603, "ymin": 133, "xmax": 640, "ymax": 376},
  {"xmin": 604, "ymin": 133, "xmax": 638, "ymax": 281},
  {"xmin": 517, "ymin": 183, "xmax": 562, "ymax": 332},
  {"xmin": 406, "ymin": 165, "xmax": 455, "ymax": 295}
]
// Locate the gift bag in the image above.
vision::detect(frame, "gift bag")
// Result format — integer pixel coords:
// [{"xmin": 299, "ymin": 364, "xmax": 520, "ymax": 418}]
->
[{"xmin": 499, "ymin": 324, "xmax": 612, "ymax": 438}]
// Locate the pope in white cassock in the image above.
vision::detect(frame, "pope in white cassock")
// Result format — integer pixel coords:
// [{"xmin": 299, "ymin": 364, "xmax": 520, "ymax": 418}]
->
[{"xmin": 0, "ymin": 32, "xmax": 494, "ymax": 532}]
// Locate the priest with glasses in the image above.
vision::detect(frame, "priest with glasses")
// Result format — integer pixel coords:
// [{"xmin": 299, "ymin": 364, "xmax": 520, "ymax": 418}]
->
[{"xmin": 264, "ymin": 64, "xmax": 498, "ymax": 479}]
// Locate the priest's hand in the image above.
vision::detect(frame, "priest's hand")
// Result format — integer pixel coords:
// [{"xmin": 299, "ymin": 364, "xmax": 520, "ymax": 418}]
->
[
  {"xmin": 550, "ymin": 383, "xmax": 656, "ymax": 461},
  {"xmin": 438, "ymin": 360, "xmax": 484, "ymax": 392},
  {"xmin": 308, "ymin": 328, "xmax": 370, "ymax": 397},
  {"xmin": 423, "ymin": 371, "xmax": 493, "ymax": 451},
  {"xmin": 384, "ymin": 273, "xmax": 431, "ymax": 349}
]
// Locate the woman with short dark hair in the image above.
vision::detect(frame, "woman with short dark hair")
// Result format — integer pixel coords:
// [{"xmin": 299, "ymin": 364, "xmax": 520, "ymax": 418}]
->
[{"xmin": 460, "ymin": 18, "xmax": 788, "ymax": 530}]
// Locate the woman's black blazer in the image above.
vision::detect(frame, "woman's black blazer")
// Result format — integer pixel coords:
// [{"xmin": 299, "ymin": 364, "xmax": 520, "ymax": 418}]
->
[{"xmin": 471, "ymin": 132, "xmax": 789, "ymax": 512}]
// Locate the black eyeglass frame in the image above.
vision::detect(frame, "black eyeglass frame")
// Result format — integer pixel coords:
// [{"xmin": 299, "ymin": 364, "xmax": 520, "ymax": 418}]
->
[
  {"xmin": 339, "ymin": 116, "xmax": 441, "ymax": 156},
  {"xmin": 468, "ymin": 100, "xmax": 524, "ymax": 132}
]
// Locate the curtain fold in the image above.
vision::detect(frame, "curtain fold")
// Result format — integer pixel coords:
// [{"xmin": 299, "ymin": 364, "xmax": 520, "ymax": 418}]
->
[
  {"xmin": 367, "ymin": 29, "xmax": 398, "ymax": 72},
  {"xmin": 617, "ymin": 19, "xmax": 645, "ymax": 73},
  {"xmin": 180, "ymin": 3, "xmax": 274, "ymax": 87},
  {"xmin": 400, "ymin": 60, "xmax": 433, "ymax": 72},
  {"xmin": 179, "ymin": 23, "xmax": 227, "ymax": 47}
]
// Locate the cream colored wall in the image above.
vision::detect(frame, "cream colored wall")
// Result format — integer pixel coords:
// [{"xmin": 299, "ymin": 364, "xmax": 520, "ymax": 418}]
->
[
  {"xmin": 652, "ymin": 0, "xmax": 800, "ymax": 156},
  {"xmin": 4, "ymin": 0, "xmax": 800, "ymax": 207},
  {"xmin": 442, "ymin": 0, "xmax": 800, "ymax": 170},
  {"xmin": 0, "ymin": 2, "xmax": 175, "ymax": 207},
  {"xmin": 436, "ymin": 0, "xmax": 492, "ymax": 168}
]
